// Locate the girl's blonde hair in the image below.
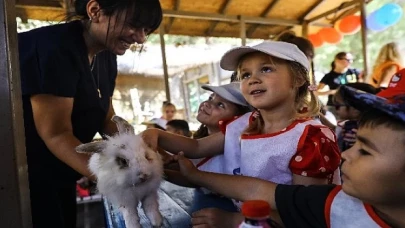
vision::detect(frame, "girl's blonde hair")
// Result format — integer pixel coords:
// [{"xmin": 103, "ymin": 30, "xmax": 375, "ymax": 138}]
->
[
  {"xmin": 161, "ymin": 101, "xmax": 176, "ymax": 112},
  {"xmin": 372, "ymin": 42, "xmax": 403, "ymax": 74},
  {"xmin": 237, "ymin": 54, "xmax": 319, "ymax": 135}
]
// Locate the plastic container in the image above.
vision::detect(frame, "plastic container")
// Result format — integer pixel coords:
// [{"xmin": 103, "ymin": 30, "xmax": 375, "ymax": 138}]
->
[{"xmin": 238, "ymin": 200, "xmax": 272, "ymax": 228}]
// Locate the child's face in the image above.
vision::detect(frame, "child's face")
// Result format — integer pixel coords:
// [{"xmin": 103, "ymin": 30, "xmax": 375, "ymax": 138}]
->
[
  {"xmin": 162, "ymin": 106, "xmax": 176, "ymax": 121},
  {"xmin": 197, "ymin": 93, "xmax": 240, "ymax": 128},
  {"xmin": 165, "ymin": 125, "xmax": 182, "ymax": 136},
  {"xmin": 334, "ymin": 97, "xmax": 360, "ymax": 120},
  {"xmin": 239, "ymin": 53, "xmax": 295, "ymax": 111},
  {"xmin": 341, "ymin": 125, "xmax": 405, "ymax": 206}
]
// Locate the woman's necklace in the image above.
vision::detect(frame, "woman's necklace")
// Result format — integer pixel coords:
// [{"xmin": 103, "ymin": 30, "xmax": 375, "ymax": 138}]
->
[{"xmin": 90, "ymin": 55, "xmax": 101, "ymax": 98}]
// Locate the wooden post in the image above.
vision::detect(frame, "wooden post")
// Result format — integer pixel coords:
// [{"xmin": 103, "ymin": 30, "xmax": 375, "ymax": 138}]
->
[
  {"xmin": 360, "ymin": 0, "xmax": 368, "ymax": 77},
  {"xmin": 302, "ymin": 20, "xmax": 309, "ymax": 38},
  {"xmin": 0, "ymin": 0, "xmax": 32, "ymax": 227},
  {"xmin": 239, "ymin": 15, "xmax": 246, "ymax": 46},
  {"xmin": 159, "ymin": 25, "xmax": 171, "ymax": 102}
]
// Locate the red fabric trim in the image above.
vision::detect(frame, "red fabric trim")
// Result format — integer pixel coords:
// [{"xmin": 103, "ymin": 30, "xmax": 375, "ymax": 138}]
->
[
  {"xmin": 241, "ymin": 118, "xmax": 309, "ymax": 139},
  {"xmin": 196, "ymin": 156, "xmax": 212, "ymax": 168},
  {"xmin": 218, "ymin": 115, "xmax": 245, "ymax": 134},
  {"xmin": 364, "ymin": 204, "xmax": 391, "ymax": 228},
  {"xmin": 324, "ymin": 185, "xmax": 342, "ymax": 228}
]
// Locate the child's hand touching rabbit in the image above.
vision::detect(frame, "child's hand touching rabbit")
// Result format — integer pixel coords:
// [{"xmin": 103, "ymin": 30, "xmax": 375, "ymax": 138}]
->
[{"xmin": 173, "ymin": 152, "xmax": 199, "ymax": 180}]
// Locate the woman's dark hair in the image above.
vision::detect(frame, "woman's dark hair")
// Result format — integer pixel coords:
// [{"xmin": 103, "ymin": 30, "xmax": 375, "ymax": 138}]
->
[
  {"xmin": 70, "ymin": 0, "xmax": 162, "ymax": 35},
  {"xmin": 331, "ymin": 52, "xmax": 349, "ymax": 71}
]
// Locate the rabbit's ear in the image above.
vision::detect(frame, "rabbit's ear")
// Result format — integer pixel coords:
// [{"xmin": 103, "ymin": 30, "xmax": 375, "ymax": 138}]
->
[
  {"xmin": 76, "ymin": 141, "xmax": 107, "ymax": 154},
  {"xmin": 111, "ymin": 115, "xmax": 135, "ymax": 135}
]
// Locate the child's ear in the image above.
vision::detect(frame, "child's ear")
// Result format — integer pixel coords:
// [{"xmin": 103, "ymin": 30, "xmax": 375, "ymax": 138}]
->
[{"xmin": 294, "ymin": 76, "xmax": 307, "ymax": 87}]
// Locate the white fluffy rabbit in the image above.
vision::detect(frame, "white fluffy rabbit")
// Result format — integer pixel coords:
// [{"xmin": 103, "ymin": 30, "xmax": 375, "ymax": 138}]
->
[{"xmin": 76, "ymin": 115, "xmax": 163, "ymax": 228}]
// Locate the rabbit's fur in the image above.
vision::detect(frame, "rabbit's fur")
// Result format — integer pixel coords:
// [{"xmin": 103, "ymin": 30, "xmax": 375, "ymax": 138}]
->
[{"xmin": 76, "ymin": 116, "xmax": 163, "ymax": 228}]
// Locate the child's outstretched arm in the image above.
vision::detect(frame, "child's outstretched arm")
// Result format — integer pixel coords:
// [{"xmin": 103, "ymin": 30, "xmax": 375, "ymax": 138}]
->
[
  {"xmin": 164, "ymin": 169, "xmax": 198, "ymax": 188},
  {"xmin": 142, "ymin": 128, "xmax": 224, "ymax": 158},
  {"xmin": 175, "ymin": 152, "xmax": 278, "ymax": 210}
]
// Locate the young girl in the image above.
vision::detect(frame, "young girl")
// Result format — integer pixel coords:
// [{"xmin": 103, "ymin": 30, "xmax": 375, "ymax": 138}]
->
[
  {"xmin": 317, "ymin": 52, "xmax": 361, "ymax": 108},
  {"xmin": 143, "ymin": 41, "xmax": 341, "ymax": 226},
  {"xmin": 369, "ymin": 42, "xmax": 403, "ymax": 88},
  {"xmin": 161, "ymin": 101, "xmax": 176, "ymax": 121},
  {"xmin": 166, "ymin": 82, "xmax": 250, "ymax": 213}
]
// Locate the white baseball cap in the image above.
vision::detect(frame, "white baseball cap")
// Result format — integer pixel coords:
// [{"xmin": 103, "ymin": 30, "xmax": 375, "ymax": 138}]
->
[
  {"xmin": 201, "ymin": 82, "xmax": 248, "ymax": 107},
  {"xmin": 141, "ymin": 118, "xmax": 167, "ymax": 129},
  {"xmin": 220, "ymin": 41, "xmax": 310, "ymax": 72}
]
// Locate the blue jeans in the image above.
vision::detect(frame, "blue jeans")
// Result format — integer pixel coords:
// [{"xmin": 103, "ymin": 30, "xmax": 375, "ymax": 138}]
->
[{"xmin": 190, "ymin": 189, "xmax": 238, "ymax": 213}]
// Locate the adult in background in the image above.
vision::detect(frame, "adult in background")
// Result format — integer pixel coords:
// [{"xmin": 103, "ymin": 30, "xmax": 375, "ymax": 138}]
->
[
  {"xmin": 317, "ymin": 52, "xmax": 362, "ymax": 109},
  {"xmin": 18, "ymin": 0, "xmax": 162, "ymax": 227},
  {"xmin": 369, "ymin": 42, "xmax": 403, "ymax": 88}
]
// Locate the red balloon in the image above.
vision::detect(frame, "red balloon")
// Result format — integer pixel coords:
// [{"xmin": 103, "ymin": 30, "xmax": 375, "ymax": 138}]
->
[
  {"xmin": 318, "ymin": 27, "xmax": 343, "ymax": 44},
  {"xmin": 308, "ymin": 33, "xmax": 324, "ymax": 48},
  {"xmin": 338, "ymin": 15, "xmax": 361, "ymax": 34}
]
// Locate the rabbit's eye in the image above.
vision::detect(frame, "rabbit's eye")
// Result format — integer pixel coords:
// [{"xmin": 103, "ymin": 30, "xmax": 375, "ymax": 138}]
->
[
  {"xmin": 145, "ymin": 155, "xmax": 153, "ymax": 161},
  {"xmin": 115, "ymin": 157, "xmax": 129, "ymax": 169}
]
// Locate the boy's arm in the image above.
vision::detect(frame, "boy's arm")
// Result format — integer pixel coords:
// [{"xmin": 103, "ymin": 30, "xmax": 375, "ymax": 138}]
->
[
  {"xmin": 176, "ymin": 153, "xmax": 278, "ymax": 209},
  {"xmin": 191, "ymin": 170, "xmax": 277, "ymax": 209},
  {"xmin": 143, "ymin": 129, "xmax": 225, "ymax": 158},
  {"xmin": 164, "ymin": 170, "xmax": 198, "ymax": 188}
]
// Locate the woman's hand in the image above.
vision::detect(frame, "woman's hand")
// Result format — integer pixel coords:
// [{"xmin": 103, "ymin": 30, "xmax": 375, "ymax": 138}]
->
[
  {"xmin": 174, "ymin": 152, "xmax": 199, "ymax": 180},
  {"xmin": 141, "ymin": 128, "xmax": 160, "ymax": 151}
]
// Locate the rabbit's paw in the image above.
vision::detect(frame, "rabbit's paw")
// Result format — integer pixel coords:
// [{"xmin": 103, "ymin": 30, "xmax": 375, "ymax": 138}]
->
[{"xmin": 149, "ymin": 212, "xmax": 163, "ymax": 227}]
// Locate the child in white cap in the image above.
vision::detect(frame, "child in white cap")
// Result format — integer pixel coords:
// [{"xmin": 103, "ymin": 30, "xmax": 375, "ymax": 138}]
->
[
  {"xmin": 173, "ymin": 68, "xmax": 405, "ymax": 227},
  {"xmin": 143, "ymin": 41, "xmax": 341, "ymax": 226}
]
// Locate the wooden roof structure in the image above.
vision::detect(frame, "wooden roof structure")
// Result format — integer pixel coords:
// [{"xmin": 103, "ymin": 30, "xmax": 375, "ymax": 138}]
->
[
  {"xmin": 15, "ymin": 0, "xmax": 372, "ymax": 102},
  {"xmin": 16, "ymin": 0, "xmax": 370, "ymax": 39}
]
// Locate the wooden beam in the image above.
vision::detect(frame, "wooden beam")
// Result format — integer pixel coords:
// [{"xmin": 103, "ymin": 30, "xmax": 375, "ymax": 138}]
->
[
  {"xmin": 165, "ymin": 0, "xmax": 181, "ymax": 33},
  {"xmin": 239, "ymin": 15, "xmax": 246, "ymax": 45},
  {"xmin": 163, "ymin": 9, "xmax": 301, "ymax": 26},
  {"xmin": 16, "ymin": 5, "xmax": 65, "ymax": 21},
  {"xmin": 307, "ymin": 0, "xmax": 359, "ymax": 23},
  {"xmin": 159, "ymin": 26, "xmax": 171, "ymax": 102},
  {"xmin": 331, "ymin": 5, "xmax": 359, "ymax": 24},
  {"xmin": 360, "ymin": 0, "xmax": 368, "ymax": 76},
  {"xmin": 247, "ymin": 0, "xmax": 280, "ymax": 37},
  {"xmin": 0, "ymin": 0, "xmax": 32, "ymax": 227},
  {"xmin": 205, "ymin": 0, "xmax": 233, "ymax": 36},
  {"xmin": 15, "ymin": 5, "xmax": 331, "ymax": 31},
  {"xmin": 300, "ymin": 0, "xmax": 325, "ymax": 20},
  {"xmin": 302, "ymin": 21, "xmax": 309, "ymax": 38}
]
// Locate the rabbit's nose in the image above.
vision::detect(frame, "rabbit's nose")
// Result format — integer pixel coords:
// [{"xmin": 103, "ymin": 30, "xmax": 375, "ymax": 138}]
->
[{"xmin": 138, "ymin": 173, "xmax": 150, "ymax": 183}]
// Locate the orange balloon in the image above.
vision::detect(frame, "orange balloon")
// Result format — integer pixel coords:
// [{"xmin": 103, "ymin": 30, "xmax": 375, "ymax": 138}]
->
[
  {"xmin": 338, "ymin": 15, "xmax": 361, "ymax": 35},
  {"xmin": 308, "ymin": 33, "xmax": 324, "ymax": 48},
  {"xmin": 318, "ymin": 27, "xmax": 343, "ymax": 44}
]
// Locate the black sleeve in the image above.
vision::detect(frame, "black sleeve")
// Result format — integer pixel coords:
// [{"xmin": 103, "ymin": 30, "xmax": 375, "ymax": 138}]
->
[
  {"xmin": 320, "ymin": 73, "xmax": 331, "ymax": 85},
  {"xmin": 275, "ymin": 184, "xmax": 335, "ymax": 228},
  {"xmin": 20, "ymin": 36, "xmax": 81, "ymax": 97}
]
